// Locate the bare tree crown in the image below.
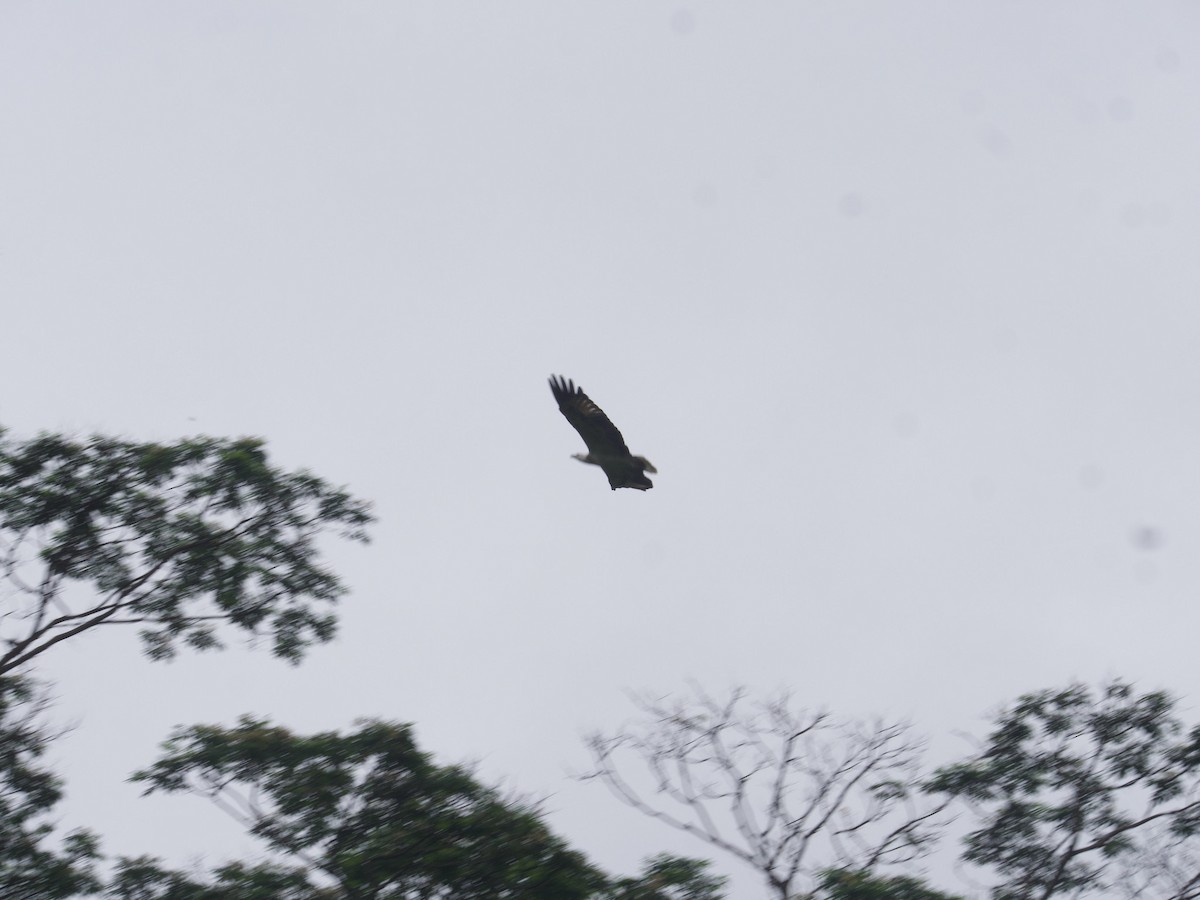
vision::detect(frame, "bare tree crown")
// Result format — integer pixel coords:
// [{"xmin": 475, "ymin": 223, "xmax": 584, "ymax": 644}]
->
[{"xmin": 583, "ymin": 685, "xmax": 950, "ymax": 900}]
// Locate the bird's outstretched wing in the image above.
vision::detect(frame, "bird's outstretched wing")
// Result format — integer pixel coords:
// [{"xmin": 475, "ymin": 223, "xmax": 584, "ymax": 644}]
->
[{"xmin": 548, "ymin": 375, "xmax": 632, "ymax": 456}]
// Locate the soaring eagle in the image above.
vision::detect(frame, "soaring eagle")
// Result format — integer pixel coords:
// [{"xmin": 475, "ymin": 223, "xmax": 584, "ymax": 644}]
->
[{"xmin": 549, "ymin": 375, "xmax": 657, "ymax": 491}]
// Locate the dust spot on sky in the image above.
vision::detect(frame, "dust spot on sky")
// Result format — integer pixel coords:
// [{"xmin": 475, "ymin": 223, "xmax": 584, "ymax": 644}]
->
[
  {"xmin": 1155, "ymin": 47, "xmax": 1179, "ymax": 74},
  {"xmin": 979, "ymin": 127, "xmax": 1011, "ymax": 158},
  {"xmin": 1133, "ymin": 526, "xmax": 1165, "ymax": 551},
  {"xmin": 892, "ymin": 412, "xmax": 919, "ymax": 438},
  {"xmin": 1078, "ymin": 464, "xmax": 1104, "ymax": 490},
  {"xmin": 971, "ymin": 477, "xmax": 995, "ymax": 502},
  {"xmin": 993, "ymin": 328, "xmax": 1018, "ymax": 354},
  {"xmin": 959, "ymin": 90, "xmax": 986, "ymax": 116},
  {"xmin": 1074, "ymin": 191, "xmax": 1100, "ymax": 217},
  {"xmin": 671, "ymin": 8, "xmax": 696, "ymax": 36},
  {"xmin": 1107, "ymin": 96, "xmax": 1135, "ymax": 123},
  {"xmin": 691, "ymin": 181, "xmax": 717, "ymax": 207},
  {"xmin": 1120, "ymin": 202, "xmax": 1146, "ymax": 228},
  {"xmin": 839, "ymin": 192, "xmax": 865, "ymax": 218},
  {"xmin": 754, "ymin": 156, "xmax": 778, "ymax": 180}
]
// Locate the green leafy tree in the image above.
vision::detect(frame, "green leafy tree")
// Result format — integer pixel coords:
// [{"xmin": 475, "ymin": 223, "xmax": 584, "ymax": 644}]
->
[
  {"xmin": 0, "ymin": 430, "xmax": 372, "ymax": 674},
  {"xmin": 811, "ymin": 868, "xmax": 963, "ymax": 900},
  {"xmin": 0, "ymin": 676, "xmax": 102, "ymax": 898},
  {"xmin": 928, "ymin": 679, "xmax": 1200, "ymax": 899},
  {"xmin": 0, "ymin": 426, "xmax": 729, "ymax": 897},
  {"xmin": 601, "ymin": 853, "xmax": 726, "ymax": 899},
  {"xmin": 105, "ymin": 856, "xmax": 332, "ymax": 899},
  {"xmin": 585, "ymin": 686, "xmax": 949, "ymax": 900},
  {"xmin": 108, "ymin": 852, "xmax": 726, "ymax": 900},
  {"xmin": 132, "ymin": 716, "xmax": 611, "ymax": 899}
]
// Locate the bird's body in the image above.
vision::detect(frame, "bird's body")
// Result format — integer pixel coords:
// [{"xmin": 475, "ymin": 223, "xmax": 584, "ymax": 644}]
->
[{"xmin": 548, "ymin": 375, "xmax": 656, "ymax": 491}]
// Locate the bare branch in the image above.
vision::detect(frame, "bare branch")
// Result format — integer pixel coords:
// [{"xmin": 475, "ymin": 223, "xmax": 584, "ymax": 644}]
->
[{"xmin": 583, "ymin": 685, "xmax": 949, "ymax": 899}]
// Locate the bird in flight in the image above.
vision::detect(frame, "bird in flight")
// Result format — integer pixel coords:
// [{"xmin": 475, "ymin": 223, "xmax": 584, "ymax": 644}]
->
[{"xmin": 548, "ymin": 375, "xmax": 657, "ymax": 491}]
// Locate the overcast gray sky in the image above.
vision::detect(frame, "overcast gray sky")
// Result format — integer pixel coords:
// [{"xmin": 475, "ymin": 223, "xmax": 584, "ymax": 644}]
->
[{"xmin": 3, "ymin": 2, "xmax": 1200, "ymax": 895}]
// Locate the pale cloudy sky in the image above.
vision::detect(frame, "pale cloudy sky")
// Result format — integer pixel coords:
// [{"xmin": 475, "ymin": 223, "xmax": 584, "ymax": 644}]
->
[{"xmin": 2, "ymin": 3, "xmax": 1199, "ymax": 895}]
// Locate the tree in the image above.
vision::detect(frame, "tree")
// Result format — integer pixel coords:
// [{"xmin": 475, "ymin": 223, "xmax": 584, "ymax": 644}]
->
[
  {"xmin": 0, "ymin": 426, "xmax": 726, "ymax": 897},
  {"xmin": 106, "ymin": 852, "xmax": 726, "ymax": 900},
  {"xmin": 132, "ymin": 716, "xmax": 612, "ymax": 899},
  {"xmin": 1111, "ymin": 828, "xmax": 1200, "ymax": 900},
  {"xmin": 0, "ymin": 676, "xmax": 102, "ymax": 898},
  {"xmin": 812, "ymin": 868, "xmax": 963, "ymax": 900},
  {"xmin": 583, "ymin": 686, "xmax": 950, "ymax": 900},
  {"xmin": 927, "ymin": 679, "xmax": 1200, "ymax": 899},
  {"xmin": 0, "ymin": 430, "xmax": 372, "ymax": 675},
  {"xmin": 601, "ymin": 854, "xmax": 726, "ymax": 900},
  {"xmin": 105, "ymin": 856, "xmax": 331, "ymax": 899}
]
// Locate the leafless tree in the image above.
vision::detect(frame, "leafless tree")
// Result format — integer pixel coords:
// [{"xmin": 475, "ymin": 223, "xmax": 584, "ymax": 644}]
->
[
  {"xmin": 582, "ymin": 685, "xmax": 951, "ymax": 900},
  {"xmin": 1114, "ymin": 821, "xmax": 1200, "ymax": 900}
]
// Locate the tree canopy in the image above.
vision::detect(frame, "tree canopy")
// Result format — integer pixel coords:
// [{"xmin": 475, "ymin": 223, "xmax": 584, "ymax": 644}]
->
[
  {"xmin": 813, "ymin": 868, "xmax": 963, "ymax": 900},
  {"xmin": 0, "ymin": 430, "xmax": 373, "ymax": 674},
  {"xmin": 0, "ymin": 425, "xmax": 727, "ymax": 899},
  {"xmin": 12, "ymin": 426, "xmax": 1200, "ymax": 898},
  {"xmin": 928, "ymin": 680, "xmax": 1200, "ymax": 899},
  {"xmin": 130, "ymin": 716, "xmax": 722, "ymax": 900}
]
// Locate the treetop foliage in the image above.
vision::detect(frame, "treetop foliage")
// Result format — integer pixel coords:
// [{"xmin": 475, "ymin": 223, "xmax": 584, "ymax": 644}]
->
[
  {"xmin": 13, "ymin": 426, "xmax": 1200, "ymax": 898},
  {"xmin": 106, "ymin": 856, "xmax": 331, "ymax": 900},
  {"xmin": 813, "ymin": 867, "xmax": 964, "ymax": 900},
  {"xmin": 927, "ymin": 679, "xmax": 1200, "ymax": 899},
  {"xmin": 0, "ymin": 429, "xmax": 373, "ymax": 674},
  {"xmin": 599, "ymin": 853, "xmax": 726, "ymax": 900},
  {"xmin": 132, "ymin": 716, "xmax": 608, "ymax": 899},
  {"xmin": 128, "ymin": 716, "xmax": 727, "ymax": 899}
]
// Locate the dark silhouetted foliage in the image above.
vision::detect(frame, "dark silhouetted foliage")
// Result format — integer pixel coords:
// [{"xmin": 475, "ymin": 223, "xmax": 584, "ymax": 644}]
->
[
  {"xmin": 133, "ymin": 717, "xmax": 610, "ymax": 899},
  {"xmin": 105, "ymin": 856, "xmax": 332, "ymax": 900},
  {"xmin": 0, "ymin": 429, "xmax": 372, "ymax": 675},
  {"xmin": 600, "ymin": 853, "xmax": 726, "ymax": 900},
  {"xmin": 813, "ymin": 868, "xmax": 962, "ymax": 900},
  {"xmin": 928, "ymin": 680, "xmax": 1200, "ymax": 899},
  {"xmin": 0, "ymin": 677, "xmax": 101, "ymax": 898}
]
